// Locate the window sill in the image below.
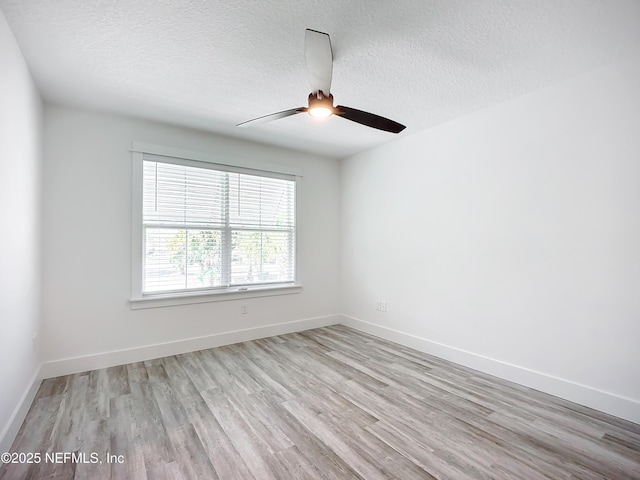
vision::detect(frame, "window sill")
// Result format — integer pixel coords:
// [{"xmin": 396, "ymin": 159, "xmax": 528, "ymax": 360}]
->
[{"xmin": 129, "ymin": 283, "xmax": 302, "ymax": 310}]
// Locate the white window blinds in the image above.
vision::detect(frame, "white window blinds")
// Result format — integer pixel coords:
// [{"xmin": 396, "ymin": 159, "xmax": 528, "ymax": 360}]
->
[{"xmin": 142, "ymin": 156, "xmax": 296, "ymax": 294}]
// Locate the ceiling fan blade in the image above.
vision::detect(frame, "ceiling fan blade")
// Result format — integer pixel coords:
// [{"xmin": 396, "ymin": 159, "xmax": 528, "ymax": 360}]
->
[
  {"xmin": 237, "ymin": 108, "xmax": 307, "ymax": 127},
  {"xmin": 305, "ymin": 29, "xmax": 333, "ymax": 95},
  {"xmin": 336, "ymin": 105, "xmax": 406, "ymax": 133}
]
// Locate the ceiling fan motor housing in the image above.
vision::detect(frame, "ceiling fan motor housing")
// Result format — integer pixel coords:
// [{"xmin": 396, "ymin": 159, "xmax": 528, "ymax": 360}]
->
[{"xmin": 308, "ymin": 91, "xmax": 335, "ymax": 114}]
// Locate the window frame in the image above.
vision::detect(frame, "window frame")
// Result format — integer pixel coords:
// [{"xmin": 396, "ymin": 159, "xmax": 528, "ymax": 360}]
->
[{"xmin": 129, "ymin": 142, "xmax": 302, "ymax": 309}]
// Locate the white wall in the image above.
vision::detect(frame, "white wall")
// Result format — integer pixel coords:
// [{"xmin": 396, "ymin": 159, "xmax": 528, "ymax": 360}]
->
[
  {"xmin": 42, "ymin": 105, "xmax": 341, "ymax": 372},
  {"xmin": 340, "ymin": 58, "xmax": 640, "ymax": 422},
  {"xmin": 0, "ymin": 12, "xmax": 43, "ymax": 452}
]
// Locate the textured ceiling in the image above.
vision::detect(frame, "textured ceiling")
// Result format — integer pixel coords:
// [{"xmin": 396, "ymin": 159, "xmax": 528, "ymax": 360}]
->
[{"xmin": 2, "ymin": 0, "xmax": 640, "ymax": 159}]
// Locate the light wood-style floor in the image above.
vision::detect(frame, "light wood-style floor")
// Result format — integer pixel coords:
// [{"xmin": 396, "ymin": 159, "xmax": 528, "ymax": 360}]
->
[{"xmin": 1, "ymin": 325, "xmax": 639, "ymax": 479}]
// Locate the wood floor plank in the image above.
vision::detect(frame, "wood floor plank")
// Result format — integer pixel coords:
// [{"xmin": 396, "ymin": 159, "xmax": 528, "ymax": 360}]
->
[
  {"xmin": 175, "ymin": 350, "xmax": 218, "ymax": 392},
  {"xmin": 200, "ymin": 387, "xmax": 280, "ymax": 480},
  {"xmin": 88, "ymin": 368, "xmax": 111, "ymax": 420},
  {"xmin": 142, "ymin": 359, "xmax": 168, "ymax": 384},
  {"xmin": 126, "ymin": 362, "xmax": 149, "ymax": 385},
  {"xmin": 127, "ymin": 381, "xmax": 175, "ymax": 469},
  {"xmin": 108, "ymin": 394, "xmax": 147, "ymax": 480},
  {"xmin": 0, "ymin": 396, "xmax": 60, "ymax": 480},
  {"xmin": 145, "ymin": 461, "xmax": 185, "ymax": 480},
  {"xmin": 150, "ymin": 381, "xmax": 189, "ymax": 431},
  {"xmin": 160, "ymin": 356, "xmax": 200, "ymax": 399},
  {"xmin": 274, "ymin": 445, "xmax": 334, "ymax": 480},
  {"xmin": 282, "ymin": 398, "xmax": 389, "ymax": 480},
  {"xmin": 366, "ymin": 419, "xmax": 477, "ymax": 480},
  {"xmin": 225, "ymin": 344, "xmax": 294, "ymax": 401},
  {"xmin": 223, "ymin": 387, "xmax": 293, "ymax": 454},
  {"xmin": 107, "ymin": 365, "xmax": 131, "ymax": 398},
  {"xmin": 179, "ymin": 393, "xmax": 255, "ymax": 480},
  {"xmin": 252, "ymin": 389, "xmax": 364, "ymax": 480},
  {"xmin": 166, "ymin": 423, "xmax": 219, "ymax": 479},
  {"xmin": 2, "ymin": 325, "xmax": 639, "ymax": 480},
  {"xmin": 207, "ymin": 346, "xmax": 264, "ymax": 395}
]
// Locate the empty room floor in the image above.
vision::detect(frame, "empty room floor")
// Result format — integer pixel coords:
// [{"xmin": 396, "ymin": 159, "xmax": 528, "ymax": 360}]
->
[{"xmin": 1, "ymin": 325, "xmax": 639, "ymax": 479}]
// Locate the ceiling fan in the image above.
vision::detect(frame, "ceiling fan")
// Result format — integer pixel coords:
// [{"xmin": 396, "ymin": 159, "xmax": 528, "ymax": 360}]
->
[{"xmin": 237, "ymin": 29, "xmax": 406, "ymax": 134}]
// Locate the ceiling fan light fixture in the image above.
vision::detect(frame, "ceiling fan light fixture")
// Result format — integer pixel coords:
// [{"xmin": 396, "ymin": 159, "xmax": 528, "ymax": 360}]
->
[
  {"xmin": 309, "ymin": 106, "xmax": 333, "ymax": 118},
  {"xmin": 308, "ymin": 91, "xmax": 334, "ymax": 118}
]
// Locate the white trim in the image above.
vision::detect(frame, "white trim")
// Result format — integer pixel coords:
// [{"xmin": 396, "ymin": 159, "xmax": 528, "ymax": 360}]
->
[
  {"xmin": 130, "ymin": 151, "xmax": 143, "ymax": 301},
  {"xmin": 0, "ymin": 366, "xmax": 42, "ymax": 457},
  {"xmin": 41, "ymin": 315, "xmax": 340, "ymax": 379},
  {"xmin": 129, "ymin": 283, "xmax": 302, "ymax": 309},
  {"xmin": 293, "ymin": 175, "xmax": 301, "ymax": 286},
  {"xmin": 131, "ymin": 142, "xmax": 302, "ymax": 177},
  {"xmin": 340, "ymin": 315, "xmax": 640, "ymax": 425}
]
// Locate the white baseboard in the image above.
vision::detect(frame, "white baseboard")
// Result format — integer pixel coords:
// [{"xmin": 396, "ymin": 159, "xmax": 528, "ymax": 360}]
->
[
  {"xmin": 340, "ymin": 315, "xmax": 640, "ymax": 425},
  {"xmin": 41, "ymin": 315, "xmax": 340, "ymax": 379},
  {"xmin": 0, "ymin": 366, "xmax": 42, "ymax": 458}
]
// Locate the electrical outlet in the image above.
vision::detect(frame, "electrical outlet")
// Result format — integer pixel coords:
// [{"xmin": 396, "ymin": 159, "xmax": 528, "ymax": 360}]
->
[
  {"xmin": 241, "ymin": 304, "xmax": 248, "ymax": 314},
  {"xmin": 375, "ymin": 300, "xmax": 387, "ymax": 312}
]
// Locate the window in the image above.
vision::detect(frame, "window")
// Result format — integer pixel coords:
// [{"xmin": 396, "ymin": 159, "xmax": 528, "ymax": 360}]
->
[{"xmin": 130, "ymin": 143, "xmax": 300, "ymax": 307}]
